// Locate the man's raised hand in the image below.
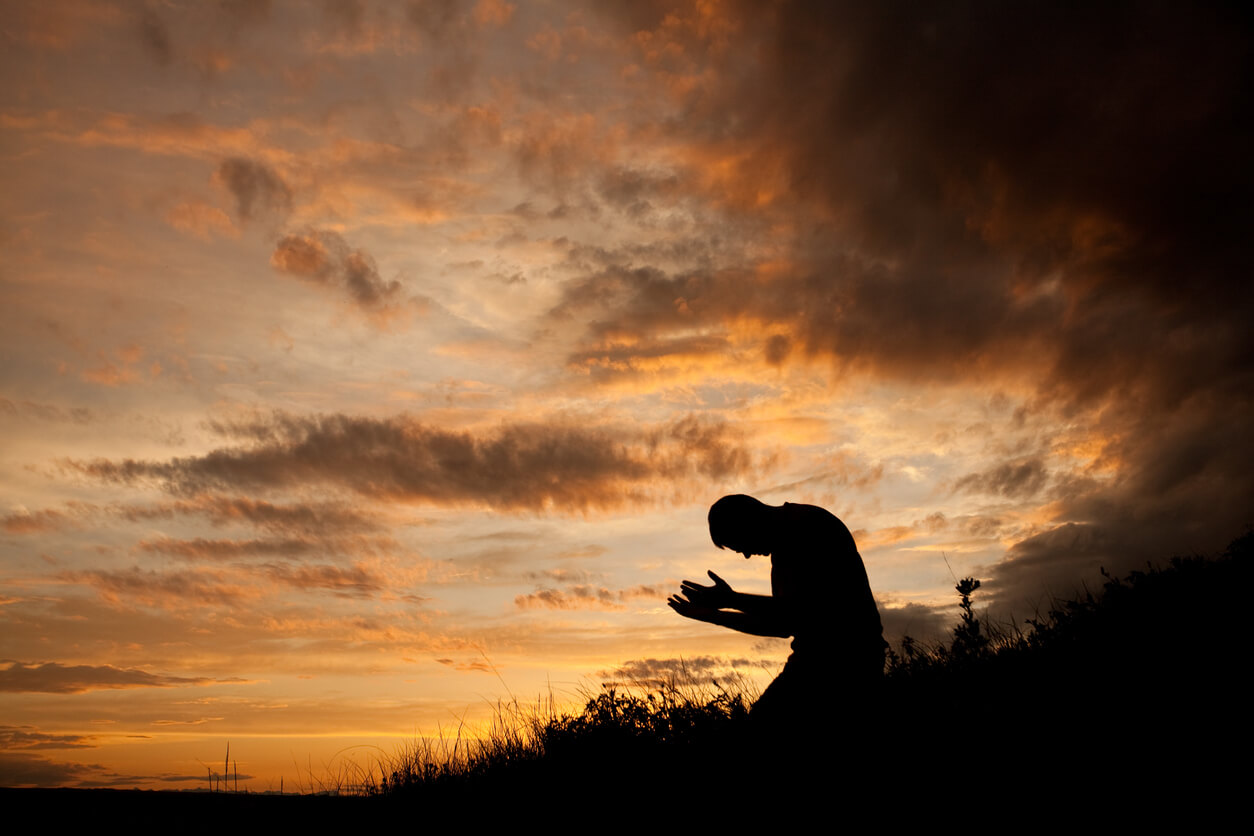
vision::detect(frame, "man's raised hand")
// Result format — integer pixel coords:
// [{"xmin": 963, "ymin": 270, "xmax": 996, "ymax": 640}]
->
[{"xmin": 678, "ymin": 570, "xmax": 735, "ymax": 610}]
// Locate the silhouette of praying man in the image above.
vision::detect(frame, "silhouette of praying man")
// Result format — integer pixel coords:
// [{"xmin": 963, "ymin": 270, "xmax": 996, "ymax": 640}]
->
[{"xmin": 668, "ymin": 494, "xmax": 886, "ymax": 727}]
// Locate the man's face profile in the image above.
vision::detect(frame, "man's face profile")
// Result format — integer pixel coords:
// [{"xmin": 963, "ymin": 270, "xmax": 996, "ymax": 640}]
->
[{"xmin": 711, "ymin": 525, "xmax": 770, "ymax": 559}]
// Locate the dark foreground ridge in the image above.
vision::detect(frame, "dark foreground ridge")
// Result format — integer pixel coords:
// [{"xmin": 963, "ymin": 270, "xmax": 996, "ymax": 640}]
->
[{"xmin": 8, "ymin": 534, "xmax": 1250, "ymax": 827}]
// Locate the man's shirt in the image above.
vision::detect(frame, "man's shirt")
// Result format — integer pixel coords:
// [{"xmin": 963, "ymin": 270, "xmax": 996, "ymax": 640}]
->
[{"xmin": 770, "ymin": 502, "xmax": 885, "ymax": 661}]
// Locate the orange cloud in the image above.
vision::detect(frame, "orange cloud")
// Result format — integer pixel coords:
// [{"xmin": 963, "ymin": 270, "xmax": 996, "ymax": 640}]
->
[
  {"xmin": 2, "ymin": 508, "xmax": 69, "ymax": 534},
  {"xmin": 0, "ymin": 661, "xmax": 246, "ymax": 694},
  {"xmin": 473, "ymin": 0, "xmax": 515, "ymax": 28},
  {"xmin": 515, "ymin": 583, "xmax": 666, "ymax": 611},
  {"xmin": 165, "ymin": 200, "xmax": 238, "ymax": 240},
  {"xmin": 271, "ymin": 230, "xmax": 404, "ymax": 313},
  {"xmin": 70, "ymin": 412, "xmax": 761, "ymax": 513}
]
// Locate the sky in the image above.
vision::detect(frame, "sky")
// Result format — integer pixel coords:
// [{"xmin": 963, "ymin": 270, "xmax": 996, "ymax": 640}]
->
[{"xmin": 2, "ymin": 0, "xmax": 1251, "ymax": 790}]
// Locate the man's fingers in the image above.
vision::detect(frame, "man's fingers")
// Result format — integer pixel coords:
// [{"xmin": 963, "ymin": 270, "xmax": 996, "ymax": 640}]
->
[{"xmin": 707, "ymin": 570, "xmax": 728, "ymax": 587}]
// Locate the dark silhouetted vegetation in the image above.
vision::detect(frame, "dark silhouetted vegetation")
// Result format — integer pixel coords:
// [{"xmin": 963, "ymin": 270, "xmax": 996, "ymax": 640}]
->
[{"xmin": 370, "ymin": 532, "xmax": 1249, "ymax": 819}]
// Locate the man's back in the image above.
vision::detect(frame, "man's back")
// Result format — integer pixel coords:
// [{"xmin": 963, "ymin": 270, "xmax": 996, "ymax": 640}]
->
[{"xmin": 770, "ymin": 503, "xmax": 884, "ymax": 664}]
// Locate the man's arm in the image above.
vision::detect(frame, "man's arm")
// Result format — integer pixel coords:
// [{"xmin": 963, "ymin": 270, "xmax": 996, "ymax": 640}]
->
[
  {"xmin": 666, "ymin": 596, "xmax": 792, "ymax": 638},
  {"xmin": 669, "ymin": 571, "xmax": 793, "ymax": 637},
  {"xmin": 727, "ymin": 591, "xmax": 787, "ymax": 620}
]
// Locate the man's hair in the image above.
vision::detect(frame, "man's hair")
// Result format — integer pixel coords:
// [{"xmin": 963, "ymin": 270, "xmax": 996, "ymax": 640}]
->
[{"xmin": 707, "ymin": 494, "xmax": 767, "ymax": 549}]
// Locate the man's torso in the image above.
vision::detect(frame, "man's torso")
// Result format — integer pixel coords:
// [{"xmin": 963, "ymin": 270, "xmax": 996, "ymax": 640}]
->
[{"xmin": 770, "ymin": 503, "xmax": 884, "ymax": 660}]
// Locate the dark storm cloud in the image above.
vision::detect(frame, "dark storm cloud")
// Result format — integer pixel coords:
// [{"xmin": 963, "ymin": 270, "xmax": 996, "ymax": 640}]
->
[
  {"xmin": 561, "ymin": 237, "xmax": 720, "ymax": 274},
  {"xmin": 988, "ymin": 397, "xmax": 1254, "ymax": 606},
  {"xmin": 271, "ymin": 230, "xmax": 403, "ymax": 311},
  {"xmin": 580, "ymin": 0, "xmax": 1254, "ymax": 393},
  {"xmin": 596, "ymin": 166, "xmax": 682, "ymax": 219},
  {"xmin": 0, "ymin": 661, "xmax": 235, "ymax": 694},
  {"xmin": 880, "ymin": 602, "xmax": 953, "ymax": 646},
  {"xmin": 714, "ymin": 1, "xmax": 1252, "ymax": 309},
  {"xmin": 953, "ymin": 458, "xmax": 1049, "ymax": 499},
  {"xmin": 69, "ymin": 412, "xmax": 758, "ymax": 512},
  {"xmin": 580, "ymin": 1, "xmax": 1254, "ymax": 602},
  {"xmin": 549, "ymin": 253, "xmax": 1055, "ymax": 382},
  {"xmin": 215, "ymin": 158, "xmax": 292, "ymax": 221}
]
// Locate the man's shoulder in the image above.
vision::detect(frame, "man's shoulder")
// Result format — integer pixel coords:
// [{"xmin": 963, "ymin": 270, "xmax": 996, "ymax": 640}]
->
[
  {"xmin": 782, "ymin": 502, "xmax": 845, "ymax": 529},
  {"xmin": 779, "ymin": 503, "xmax": 857, "ymax": 551}
]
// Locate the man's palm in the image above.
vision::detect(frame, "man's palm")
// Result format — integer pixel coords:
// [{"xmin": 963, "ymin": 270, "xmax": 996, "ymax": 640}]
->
[{"xmin": 679, "ymin": 571, "xmax": 734, "ymax": 609}]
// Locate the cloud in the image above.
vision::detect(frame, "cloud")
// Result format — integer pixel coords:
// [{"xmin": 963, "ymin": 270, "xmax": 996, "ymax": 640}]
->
[
  {"xmin": 77, "ymin": 344, "xmax": 150, "ymax": 387},
  {"xmin": 986, "ymin": 395, "xmax": 1254, "ymax": 607},
  {"xmin": 0, "ymin": 399, "xmax": 94, "ymax": 424},
  {"xmin": 260, "ymin": 562, "xmax": 384, "ymax": 597},
  {"xmin": 66, "ymin": 557, "xmax": 388, "ymax": 607},
  {"xmin": 570, "ymin": 0, "xmax": 1254, "ymax": 604},
  {"xmin": 473, "ymin": 0, "xmax": 514, "ymax": 28},
  {"xmin": 64, "ymin": 567, "xmax": 257, "ymax": 608},
  {"xmin": 70, "ymin": 412, "xmax": 760, "ymax": 512},
  {"xmin": 435, "ymin": 657, "xmax": 494, "ymax": 672},
  {"xmin": 571, "ymin": 0, "xmax": 1253, "ymax": 403},
  {"xmin": 214, "ymin": 157, "xmax": 292, "ymax": 221},
  {"xmin": 0, "ymin": 661, "xmax": 243, "ymax": 694},
  {"xmin": 5, "ymin": 497, "xmax": 380, "ymax": 541},
  {"xmin": 165, "ymin": 199, "xmax": 238, "ymax": 240},
  {"xmin": 523, "ymin": 568, "xmax": 596, "ymax": 584},
  {"xmin": 2, "ymin": 508, "xmax": 70, "ymax": 534},
  {"xmin": 118, "ymin": 496, "xmax": 381, "ymax": 536},
  {"xmin": 271, "ymin": 230, "xmax": 403, "ymax": 311},
  {"xmin": 0, "ymin": 726, "xmax": 97, "ymax": 751},
  {"xmin": 879, "ymin": 602, "xmax": 954, "ymax": 646},
  {"xmin": 595, "ymin": 166, "xmax": 681, "ymax": 219},
  {"xmin": 322, "ymin": 0, "xmax": 366, "ymax": 35},
  {"xmin": 0, "ymin": 753, "xmax": 113, "ymax": 788},
  {"xmin": 566, "ymin": 334, "xmax": 732, "ymax": 383},
  {"xmin": 135, "ymin": 4, "xmax": 172, "ymax": 66},
  {"xmin": 514, "ymin": 583, "xmax": 665, "ymax": 611},
  {"xmin": 953, "ymin": 458, "xmax": 1049, "ymax": 499},
  {"xmin": 137, "ymin": 536, "xmax": 322, "ymax": 560}
]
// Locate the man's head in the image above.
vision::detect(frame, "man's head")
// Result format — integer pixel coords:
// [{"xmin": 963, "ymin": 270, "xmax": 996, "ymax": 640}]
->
[{"xmin": 708, "ymin": 494, "xmax": 775, "ymax": 558}]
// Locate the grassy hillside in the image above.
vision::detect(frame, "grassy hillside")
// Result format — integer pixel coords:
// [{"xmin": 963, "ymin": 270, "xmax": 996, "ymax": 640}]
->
[{"xmin": 372, "ymin": 532, "xmax": 1250, "ymax": 818}]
